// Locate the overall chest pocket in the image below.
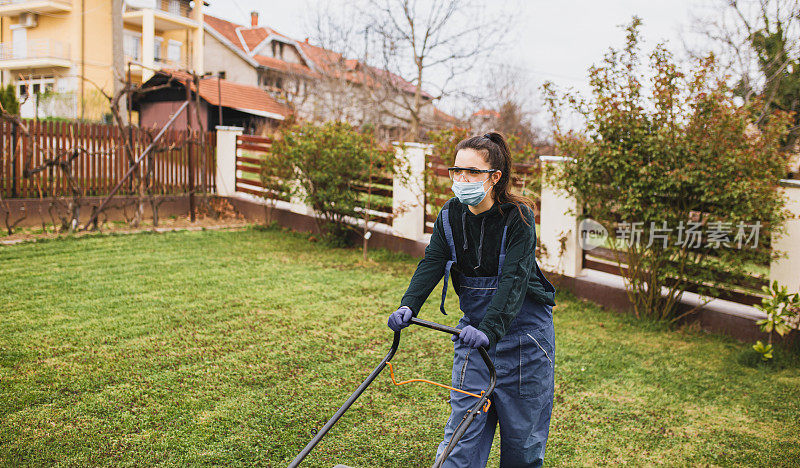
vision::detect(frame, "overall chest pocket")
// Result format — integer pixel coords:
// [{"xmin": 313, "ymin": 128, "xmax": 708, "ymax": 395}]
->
[{"xmin": 519, "ymin": 327, "xmax": 555, "ymax": 400}]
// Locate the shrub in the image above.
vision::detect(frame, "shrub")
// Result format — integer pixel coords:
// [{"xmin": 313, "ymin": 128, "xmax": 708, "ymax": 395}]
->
[
  {"xmin": 266, "ymin": 121, "xmax": 394, "ymax": 246},
  {"xmin": 543, "ymin": 17, "xmax": 793, "ymax": 321},
  {"xmin": 0, "ymin": 84, "xmax": 19, "ymax": 115}
]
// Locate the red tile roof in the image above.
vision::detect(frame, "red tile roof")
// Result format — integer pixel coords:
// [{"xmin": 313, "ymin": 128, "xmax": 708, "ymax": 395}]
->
[
  {"xmin": 156, "ymin": 70, "xmax": 291, "ymax": 119},
  {"xmin": 367, "ymin": 66, "xmax": 432, "ymax": 98},
  {"xmin": 205, "ymin": 14, "xmax": 294, "ymax": 54},
  {"xmin": 472, "ymin": 109, "xmax": 500, "ymax": 118},
  {"xmin": 253, "ymin": 55, "xmax": 318, "ymax": 78},
  {"xmin": 205, "ymin": 14, "xmax": 430, "ymax": 98},
  {"xmin": 204, "ymin": 14, "xmax": 244, "ymax": 51},
  {"xmin": 294, "ymin": 40, "xmax": 342, "ymax": 74},
  {"xmin": 434, "ymin": 107, "xmax": 459, "ymax": 123},
  {"xmin": 238, "ymin": 28, "xmax": 266, "ymax": 52}
]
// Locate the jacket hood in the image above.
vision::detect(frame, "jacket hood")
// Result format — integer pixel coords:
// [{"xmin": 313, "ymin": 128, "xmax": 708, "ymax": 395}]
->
[{"xmin": 458, "ymin": 199, "xmax": 521, "ymax": 219}]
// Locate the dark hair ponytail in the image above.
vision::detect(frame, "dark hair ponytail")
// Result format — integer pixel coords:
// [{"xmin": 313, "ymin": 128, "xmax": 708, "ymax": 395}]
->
[{"xmin": 454, "ymin": 131, "xmax": 537, "ymax": 225}]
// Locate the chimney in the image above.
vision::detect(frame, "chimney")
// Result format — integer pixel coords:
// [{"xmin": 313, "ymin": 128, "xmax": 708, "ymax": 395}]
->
[{"xmin": 250, "ymin": 11, "xmax": 259, "ymax": 27}]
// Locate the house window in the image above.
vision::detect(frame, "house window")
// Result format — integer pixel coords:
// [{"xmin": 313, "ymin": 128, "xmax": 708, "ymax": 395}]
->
[
  {"xmin": 167, "ymin": 40, "xmax": 181, "ymax": 63},
  {"xmin": 16, "ymin": 77, "xmax": 55, "ymax": 98},
  {"xmin": 154, "ymin": 37, "xmax": 163, "ymax": 61},
  {"xmin": 260, "ymin": 73, "xmax": 283, "ymax": 90},
  {"xmin": 12, "ymin": 27, "xmax": 27, "ymax": 59},
  {"xmin": 270, "ymin": 41, "xmax": 285, "ymax": 59},
  {"xmin": 124, "ymin": 32, "xmax": 141, "ymax": 61}
]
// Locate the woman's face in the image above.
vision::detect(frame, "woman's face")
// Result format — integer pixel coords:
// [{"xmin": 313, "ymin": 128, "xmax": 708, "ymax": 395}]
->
[{"xmin": 453, "ymin": 148, "xmax": 502, "ymax": 192}]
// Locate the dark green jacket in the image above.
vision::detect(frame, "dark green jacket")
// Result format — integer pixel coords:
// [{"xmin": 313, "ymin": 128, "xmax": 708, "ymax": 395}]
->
[{"xmin": 401, "ymin": 198, "xmax": 556, "ymax": 348}]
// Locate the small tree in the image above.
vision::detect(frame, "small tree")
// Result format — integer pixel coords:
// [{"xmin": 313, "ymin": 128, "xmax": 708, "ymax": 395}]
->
[
  {"xmin": 753, "ymin": 281, "xmax": 800, "ymax": 361},
  {"xmin": 688, "ymin": 0, "xmax": 800, "ymax": 154},
  {"xmin": 0, "ymin": 85, "xmax": 19, "ymax": 116},
  {"xmin": 309, "ymin": 0, "xmax": 509, "ymax": 140},
  {"xmin": 268, "ymin": 121, "xmax": 394, "ymax": 246},
  {"xmin": 543, "ymin": 17, "xmax": 793, "ymax": 321}
]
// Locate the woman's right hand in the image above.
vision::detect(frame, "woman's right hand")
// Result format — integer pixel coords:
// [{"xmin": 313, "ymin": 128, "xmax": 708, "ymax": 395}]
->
[{"xmin": 387, "ymin": 306, "xmax": 414, "ymax": 332}]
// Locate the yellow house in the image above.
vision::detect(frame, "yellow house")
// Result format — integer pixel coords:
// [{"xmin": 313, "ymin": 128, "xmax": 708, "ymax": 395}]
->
[{"xmin": 0, "ymin": 0, "xmax": 203, "ymax": 121}]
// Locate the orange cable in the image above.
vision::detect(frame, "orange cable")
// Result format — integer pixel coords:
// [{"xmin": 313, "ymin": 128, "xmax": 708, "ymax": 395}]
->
[{"xmin": 387, "ymin": 362, "xmax": 491, "ymax": 412}]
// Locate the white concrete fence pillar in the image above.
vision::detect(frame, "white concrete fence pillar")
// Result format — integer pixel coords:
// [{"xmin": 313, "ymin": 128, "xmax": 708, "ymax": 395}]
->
[
  {"xmin": 215, "ymin": 126, "xmax": 242, "ymax": 197},
  {"xmin": 770, "ymin": 179, "xmax": 800, "ymax": 294},
  {"xmin": 538, "ymin": 156, "xmax": 582, "ymax": 277},
  {"xmin": 392, "ymin": 142, "xmax": 429, "ymax": 241}
]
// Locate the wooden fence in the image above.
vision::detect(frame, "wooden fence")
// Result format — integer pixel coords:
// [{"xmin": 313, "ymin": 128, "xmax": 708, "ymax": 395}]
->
[
  {"xmin": 424, "ymin": 155, "xmax": 542, "ymax": 233},
  {"xmin": 581, "ymin": 246, "xmax": 770, "ymax": 306},
  {"xmin": 234, "ymin": 134, "xmax": 280, "ymax": 199},
  {"xmin": 234, "ymin": 133, "xmax": 395, "ymax": 226},
  {"xmin": 1, "ymin": 120, "xmax": 215, "ymax": 199}
]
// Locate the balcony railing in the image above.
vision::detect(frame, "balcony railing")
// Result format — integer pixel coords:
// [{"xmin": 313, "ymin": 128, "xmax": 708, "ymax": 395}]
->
[
  {"xmin": 125, "ymin": 54, "xmax": 190, "ymax": 72},
  {"xmin": 123, "ymin": 1, "xmax": 198, "ymax": 32},
  {"xmin": 154, "ymin": 55, "xmax": 189, "ymax": 70},
  {"xmin": 0, "ymin": 39, "xmax": 70, "ymax": 63},
  {"xmin": 0, "ymin": 0, "xmax": 67, "ymax": 4},
  {"xmin": 125, "ymin": 0, "xmax": 191, "ymax": 20}
]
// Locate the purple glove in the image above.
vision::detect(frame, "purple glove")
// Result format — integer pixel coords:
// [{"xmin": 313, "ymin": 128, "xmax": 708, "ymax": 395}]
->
[
  {"xmin": 451, "ymin": 325, "xmax": 489, "ymax": 349},
  {"xmin": 387, "ymin": 306, "xmax": 414, "ymax": 332}
]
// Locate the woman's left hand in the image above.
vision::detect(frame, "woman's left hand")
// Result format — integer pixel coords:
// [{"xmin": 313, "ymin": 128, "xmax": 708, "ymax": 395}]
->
[{"xmin": 451, "ymin": 325, "xmax": 489, "ymax": 349}]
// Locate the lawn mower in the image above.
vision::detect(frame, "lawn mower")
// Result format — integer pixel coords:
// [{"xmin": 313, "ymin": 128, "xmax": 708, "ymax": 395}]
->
[{"xmin": 287, "ymin": 317, "xmax": 497, "ymax": 468}]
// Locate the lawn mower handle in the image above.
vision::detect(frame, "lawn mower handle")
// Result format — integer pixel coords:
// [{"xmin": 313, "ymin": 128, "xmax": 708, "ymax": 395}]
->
[
  {"xmin": 286, "ymin": 318, "xmax": 497, "ymax": 468},
  {"xmin": 408, "ymin": 316, "xmax": 461, "ymax": 335}
]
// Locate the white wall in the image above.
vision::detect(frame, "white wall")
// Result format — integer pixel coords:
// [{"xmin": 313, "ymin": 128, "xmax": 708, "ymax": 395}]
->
[
  {"xmin": 770, "ymin": 180, "xmax": 800, "ymax": 294},
  {"xmin": 203, "ymin": 31, "xmax": 258, "ymax": 87},
  {"xmin": 391, "ymin": 142, "xmax": 428, "ymax": 241},
  {"xmin": 538, "ymin": 156, "xmax": 582, "ymax": 277}
]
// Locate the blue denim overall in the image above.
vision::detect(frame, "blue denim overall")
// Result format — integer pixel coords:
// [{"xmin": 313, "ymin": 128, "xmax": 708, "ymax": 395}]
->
[{"xmin": 434, "ymin": 205, "xmax": 556, "ymax": 468}]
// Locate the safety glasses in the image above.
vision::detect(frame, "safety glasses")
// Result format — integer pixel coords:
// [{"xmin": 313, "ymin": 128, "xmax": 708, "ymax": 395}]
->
[{"xmin": 448, "ymin": 166, "xmax": 497, "ymax": 182}]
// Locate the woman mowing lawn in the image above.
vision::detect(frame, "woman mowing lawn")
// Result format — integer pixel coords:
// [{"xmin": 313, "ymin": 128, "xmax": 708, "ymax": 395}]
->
[{"xmin": 387, "ymin": 132, "xmax": 557, "ymax": 467}]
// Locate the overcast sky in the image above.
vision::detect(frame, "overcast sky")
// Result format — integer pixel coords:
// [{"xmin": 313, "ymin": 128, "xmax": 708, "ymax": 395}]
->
[{"xmin": 205, "ymin": 0, "xmax": 718, "ymax": 125}]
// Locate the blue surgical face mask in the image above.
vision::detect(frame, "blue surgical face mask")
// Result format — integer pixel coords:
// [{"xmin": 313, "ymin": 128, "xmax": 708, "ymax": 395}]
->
[{"xmin": 452, "ymin": 180, "xmax": 491, "ymax": 206}]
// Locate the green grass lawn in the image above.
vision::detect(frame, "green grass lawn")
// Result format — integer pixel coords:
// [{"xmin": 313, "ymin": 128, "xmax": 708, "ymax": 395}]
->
[{"xmin": 1, "ymin": 227, "xmax": 798, "ymax": 467}]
